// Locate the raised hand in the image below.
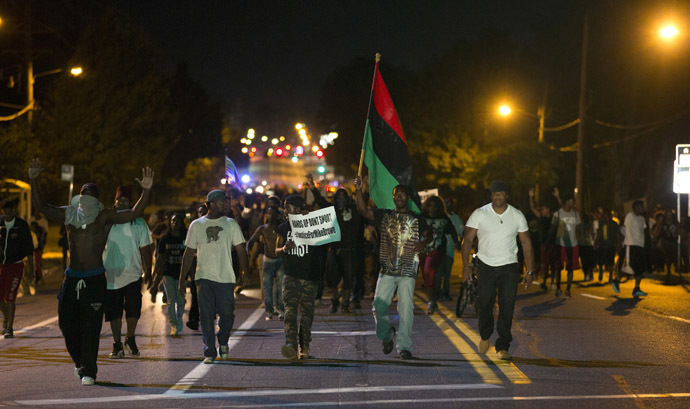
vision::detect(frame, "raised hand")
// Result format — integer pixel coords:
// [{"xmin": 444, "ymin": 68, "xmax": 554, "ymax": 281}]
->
[
  {"xmin": 528, "ymin": 187, "xmax": 535, "ymax": 198},
  {"xmin": 135, "ymin": 167, "xmax": 154, "ymax": 190},
  {"xmin": 28, "ymin": 158, "xmax": 43, "ymax": 179},
  {"xmin": 353, "ymin": 176, "xmax": 362, "ymax": 190}
]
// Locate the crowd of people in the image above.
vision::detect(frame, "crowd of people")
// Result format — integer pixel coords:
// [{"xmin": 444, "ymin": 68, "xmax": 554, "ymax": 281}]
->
[{"xmin": 0, "ymin": 158, "xmax": 683, "ymax": 387}]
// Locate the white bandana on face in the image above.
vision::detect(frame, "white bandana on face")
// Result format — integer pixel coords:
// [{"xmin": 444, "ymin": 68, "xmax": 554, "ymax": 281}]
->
[{"xmin": 65, "ymin": 195, "xmax": 104, "ymax": 229}]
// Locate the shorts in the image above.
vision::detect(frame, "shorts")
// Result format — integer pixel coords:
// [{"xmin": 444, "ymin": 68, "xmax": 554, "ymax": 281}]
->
[
  {"xmin": 625, "ymin": 245, "xmax": 647, "ymax": 277},
  {"xmin": 0, "ymin": 263, "xmax": 24, "ymax": 302},
  {"xmin": 597, "ymin": 246, "xmax": 615, "ymax": 266},
  {"xmin": 104, "ymin": 278, "xmax": 143, "ymax": 321}
]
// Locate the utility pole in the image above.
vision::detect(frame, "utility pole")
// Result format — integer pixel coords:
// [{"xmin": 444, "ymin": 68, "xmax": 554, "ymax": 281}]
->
[
  {"xmin": 575, "ymin": 15, "xmax": 589, "ymax": 212},
  {"xmin": 24, "ymin": 0, "xmax": 34, "ymax": 122}
]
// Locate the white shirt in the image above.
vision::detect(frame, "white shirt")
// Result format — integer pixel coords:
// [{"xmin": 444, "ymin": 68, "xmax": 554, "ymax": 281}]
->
[
  {"xmin": 104, "ymin": 218, "xmax": 152, "ymax": 290},
  {"xmin": 624, "ymin": 212, "xmax": 646, "ymax": 247},
  {"xmin": 466, "ymin": 203, "xmax": 528, "ymax": 267},
  {"xmin": 186, "ymin": 216, "xmax": 245, "ymax": 283}
]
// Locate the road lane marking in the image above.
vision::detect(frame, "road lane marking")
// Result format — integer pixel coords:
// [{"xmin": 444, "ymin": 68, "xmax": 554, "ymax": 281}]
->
[
  {"xmin": 165, "ymin": 308, "xmax": 264, "ymax": 394},
  {"xmin": 1, "ymin": 316, "xmax": 59, "ymax": 341},
  {"xmin": 581, "ymin": 293, "xmax": 606, "ymax": 300},
  {"xmin": 432, "ymin": 300, "xmax": 531, "ymax": 384},
  {"xmin": 641, "ymin": 308, "xmax": 690, "ymax": 325},
  {"xmin": 412, "ymin": 297, "xmax": 501, "ymax": 384},
  {"xmin": 16, "ymin": 383, "xmax": 502, "ymax": 405}
]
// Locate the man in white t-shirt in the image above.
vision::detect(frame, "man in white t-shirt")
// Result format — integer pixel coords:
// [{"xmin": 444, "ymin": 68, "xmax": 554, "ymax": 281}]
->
[
  {"xmin": 461, "ymin": 181, "xmax": 535, "ymax": 360},
  {"xmin": 103, "ymin": 186, "xmax": 153, "ymax": 359},
  {"xmin": 179, "ymin": 189, "xmax": 249, "ymax": 364},
  {"xmin": 612, "ymin": 200, "xmax": 648, "ymax": 296}
]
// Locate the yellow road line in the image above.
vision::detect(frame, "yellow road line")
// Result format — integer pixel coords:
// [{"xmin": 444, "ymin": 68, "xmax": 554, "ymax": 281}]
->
[
  {"xmin": 422, "ymin": 294, "xmax": 531, "ymax": 384},
  {"xmin": 412, "ymin": 298, "xmax": 501, "ymax": 384}
]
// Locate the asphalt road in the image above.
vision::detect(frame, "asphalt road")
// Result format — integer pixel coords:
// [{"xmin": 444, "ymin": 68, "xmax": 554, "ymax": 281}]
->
[{"xmin": 1, "ymin": 259, "xmax": 689, "ymax": 409}]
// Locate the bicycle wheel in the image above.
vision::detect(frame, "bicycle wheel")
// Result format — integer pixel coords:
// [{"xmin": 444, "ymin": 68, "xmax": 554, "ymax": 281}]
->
[{"xmin": 456, "ymin": 282, "xmax": 469, "ymax": 317}]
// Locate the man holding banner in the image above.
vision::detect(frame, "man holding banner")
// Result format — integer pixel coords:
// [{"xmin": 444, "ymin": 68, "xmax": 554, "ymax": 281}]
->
[
  {"xmin": 275, "ymin": 195, "xmax": 335, "ymax": 360},
  {"xmin": 354, "ymin": 177, "xmax": 431, "ymax": 360}
]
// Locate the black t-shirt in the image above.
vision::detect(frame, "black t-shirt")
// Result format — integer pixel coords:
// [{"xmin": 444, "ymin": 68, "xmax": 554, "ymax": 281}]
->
[
  {"xmin": 157, "ymin": 232, "xmax": 186, "ymax": 278},
  {"xmin": 276, "ymin": 221, "xmax": 322, "ymax": 281}
]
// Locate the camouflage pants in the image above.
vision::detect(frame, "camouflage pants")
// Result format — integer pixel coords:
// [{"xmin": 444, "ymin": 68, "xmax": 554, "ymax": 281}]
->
[{"xmin": 282, "ymin": 275, "xmax": 319, "ymax": 349}]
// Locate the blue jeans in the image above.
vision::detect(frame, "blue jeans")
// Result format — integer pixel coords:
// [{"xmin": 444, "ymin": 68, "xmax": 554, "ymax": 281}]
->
[
  {"xmin": 163, "ymin": 276, "xmax": 185, "ymax": 331},
  {"xmin": 372, "ymin": 274, "xmax": 415, "ymax": 353},
  {"xmin": 196, "ymin": 279, "xmax": 235, "ymax": 358},
  {"xmin": 262, "ymin": 257, "xmax": 284, "ymax": 314}
]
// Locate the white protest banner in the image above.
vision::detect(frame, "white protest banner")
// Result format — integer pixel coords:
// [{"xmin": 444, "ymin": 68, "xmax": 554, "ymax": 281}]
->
[{"xmin": 288, "ymin": 206, "xmax": 341, "ymax": 246}]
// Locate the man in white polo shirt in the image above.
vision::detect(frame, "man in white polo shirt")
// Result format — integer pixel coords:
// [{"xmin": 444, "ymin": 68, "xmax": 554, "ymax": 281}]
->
[{"xmin": 461, "ymin": 181, "xmax": 535, "ymax": 360}]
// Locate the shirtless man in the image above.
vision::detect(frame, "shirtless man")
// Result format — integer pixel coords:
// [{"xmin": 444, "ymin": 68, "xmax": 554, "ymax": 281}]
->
[
  {"xmin": 28, "ymin": 158, "xmax": 154, "ymax": 386},
  {"xmin": 246, "ymin": 207, "xmax": 284, "ymax": 320}
]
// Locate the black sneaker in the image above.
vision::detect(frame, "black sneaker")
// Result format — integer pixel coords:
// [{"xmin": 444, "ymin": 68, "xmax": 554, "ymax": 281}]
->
[
  {"xmin": 124, "ymin": 336, "xmax": 140, "ymax": 357},
  {"xmin": 186, "ymin": 320, "xmax": 199, "ymax": 330},
  {"xmin": 299, "ymin": 345, "xmax": 311, "ymax": 360},
  {"xmin": 109, "ymin": 342, "xmax": 124, "ymax": 358},
  {"xmin": 400, "ymin": 350, "xmax": 413, "ymax": 360},
  {"xmin": 341, "ymin": 304, "xmax": 352, "ymax": 313},
  {"xmin": 382, "ymin": 327, "xmax": 396, "ymax": 354},
  {"xmin": 3, "ymin": 328, "xmax": 14, "ymax": 338}
]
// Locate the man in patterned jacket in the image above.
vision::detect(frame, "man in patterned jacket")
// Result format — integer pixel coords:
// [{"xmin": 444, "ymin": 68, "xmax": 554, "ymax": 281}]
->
[{"xmin": 354, "ymin": 177, "xmax": 430, "ymax": 360}]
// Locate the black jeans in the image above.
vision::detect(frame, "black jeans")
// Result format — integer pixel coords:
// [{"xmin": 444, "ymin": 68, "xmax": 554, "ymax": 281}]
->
[
  {"xmin": 477, "ymin": 259, "xmax": 519, "ymax": 352},
  {"xmin": 58, "ymin": 274, "xmax": 106, "ymax": 379}
]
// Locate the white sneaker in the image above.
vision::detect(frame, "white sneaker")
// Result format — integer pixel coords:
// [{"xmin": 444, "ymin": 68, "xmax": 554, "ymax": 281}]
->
[
  {"xmin": 203, "ymin": 357, "xmax": 214, "ymax": 364},
  {"xmin": 74, "ymin": 367, "xmax": 80, "ymax": 379},
  {"xmin": 219, "ymin": 345, "xmax": 229, "ymax": 359},
  {"xmin": 81, "ymin": 376, "xmax": 95, "ymax": 386},
  {"xmin": 496, "ymin": 350, "xmax": 511, "ymax": 360}
]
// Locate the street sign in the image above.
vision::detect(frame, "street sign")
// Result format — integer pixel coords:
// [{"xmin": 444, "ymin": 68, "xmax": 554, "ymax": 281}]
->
[{"xmin": 61, "ymin": 164, "xmax": 74, "ymax": 182}]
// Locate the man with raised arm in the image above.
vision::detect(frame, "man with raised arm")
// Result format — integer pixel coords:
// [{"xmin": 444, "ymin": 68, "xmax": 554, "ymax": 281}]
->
[
  {"xmin": 28, "ymin": 158, "xmax": 154, "ymax": 386},
  {"xmin": 353, "ymin": 176, "xmax": 431, "ymax": 360}
]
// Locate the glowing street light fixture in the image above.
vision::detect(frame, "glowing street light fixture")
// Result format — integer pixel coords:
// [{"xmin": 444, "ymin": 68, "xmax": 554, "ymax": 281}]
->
[
  {"xmin": 498, "ymin": 104, "xmax": 512, "ymax": 116},
  {"xmin": 70, "ymin": 67, "xmax": 83, "ymax": 76},
  {"xmin": 271, "ymin": 138, "xmax": 279, "ymax": 145},
  {"xmin": 660, "ymin": 24, "xmax": 679, "ymax": 40}
]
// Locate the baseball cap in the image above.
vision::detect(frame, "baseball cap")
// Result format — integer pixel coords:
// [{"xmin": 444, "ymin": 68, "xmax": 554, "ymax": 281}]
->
[{"xmin": 206, "ymin": 189, "xmax": 228, "ymax": 202}]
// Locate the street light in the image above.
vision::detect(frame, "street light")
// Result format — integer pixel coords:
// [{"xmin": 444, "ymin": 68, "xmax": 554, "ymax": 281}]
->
[
  {"xmin": 659, "ymin": 24, "xmax": 679, "ymax": 40},
  {"xmin": 498, "ymin": 105, "xmax": 511, "ymax": 116}
]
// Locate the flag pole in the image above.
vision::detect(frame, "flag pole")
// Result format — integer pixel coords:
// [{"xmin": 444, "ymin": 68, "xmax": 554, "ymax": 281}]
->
[{"xmin": 358, "ymin": 53, "xmax": 381, "ymax": 177}]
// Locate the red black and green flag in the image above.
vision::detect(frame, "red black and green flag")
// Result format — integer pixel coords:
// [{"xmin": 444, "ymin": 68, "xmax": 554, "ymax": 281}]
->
[{"xmin": 361, "ymin": 58, "xmax": 420, "ymax": 212}]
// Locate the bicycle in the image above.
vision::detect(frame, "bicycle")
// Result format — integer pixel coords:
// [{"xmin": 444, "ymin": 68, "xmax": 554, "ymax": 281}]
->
[{"xmin": 456, "ymin": 254, "xmax": 479, "ymax": 317}]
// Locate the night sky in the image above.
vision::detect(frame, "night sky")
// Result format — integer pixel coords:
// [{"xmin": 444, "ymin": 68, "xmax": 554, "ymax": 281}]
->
[{"xmin": 112, "ymin": 1, "xmax": 555, "ymax": 125}]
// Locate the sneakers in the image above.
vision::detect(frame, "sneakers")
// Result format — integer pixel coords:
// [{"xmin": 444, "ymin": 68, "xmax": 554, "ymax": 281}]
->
[
  {"xmin": 478, "ymin": 339, "xmax": 491, "ymax": 355},
  {"xmin": 124, "ymin": 336, "xmax": 140, "ymax": 357},
  {"xmin": 400, "ymin": 350, "xmax": 413, "ymax": 360},
  {"xmin": 234, "ymin": 286, "xmax": 244, "ymax": 295},
  {"xmin": 170, "ymin": 325, "xmax": 179, "ymax": 336},
  {"xmin": 265, "ymin": 312, "xmax": 273, "ymax": 321},
  {"xmin": 382, "ymin": 327, "xmax": 396, "ymax": 354},
  {"xmin": 278, "ymin": 311, "xmax": 285, "ymax": 321},
  {"xmin": 341, "ymin": 304, "xmax": 352, "ymax": 314},
  {"xmin": 81, "ymin": 376, "xmax": 95, "ymax": 386},
  {"xmin": 281, "ymin": 343, "xmax": 298, "ymax": 360},
  {"xmin": 564, "ymin": 290, "xmax": 571, "ymax": 299},
  {"xmin": 496, "ymin": 350, "xmax": 511, "ymax": 360},
  {"xmin": 3, "ymin": 328, "xmax": 14, "ymax": 339},
  {"xmin": 203, "ymin": 357, "xmax": 215, "ymax": 364},
  {"xmin": 74, "ymin": 367, "xmax": 80, "ymax": 379},
  {"xmin": 612, "ymin": 279, "xmax": 620, "ymax": 294},
  {"xmin": 219, "ymin": 345, "xmax": 229, "ymax": 359},
  {"xmin": 186, "ymin": 320, "xmax": 199, "ymax": 330},
  {"xmin": 633, "ymin": 289, "xmax": 648, "ymax": 297},
  {"xmin": 555, "ymin": 289, "xmax": 562, "ymax": 298},
  {"xmin": 109, "ymin": 342, "xmax": 124, "ymax": 359},
  {"xmin": 426, "ymin": 302, "xmax": 434, "ymax": 315},
  {"xmin": 540, "ymin": 281, "xmax": 548, "ymax": 291}
]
